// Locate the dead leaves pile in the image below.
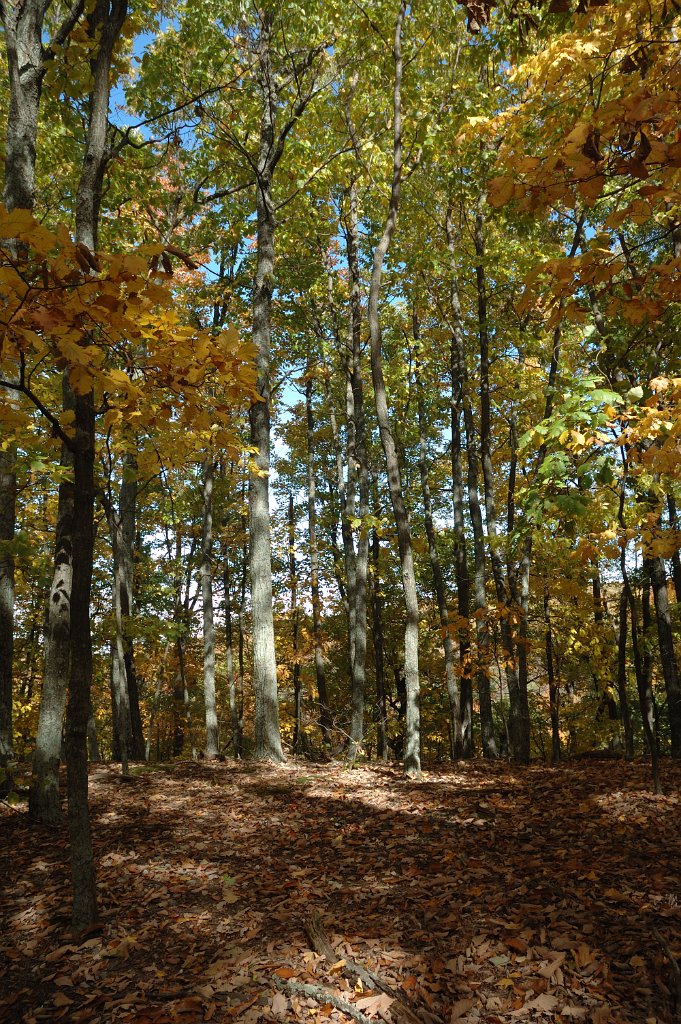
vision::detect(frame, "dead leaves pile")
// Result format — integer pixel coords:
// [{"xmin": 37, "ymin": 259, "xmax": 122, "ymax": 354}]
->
[{"xmin": 1, "ymin": 758, "xmax": 680, "ymax": 1024}]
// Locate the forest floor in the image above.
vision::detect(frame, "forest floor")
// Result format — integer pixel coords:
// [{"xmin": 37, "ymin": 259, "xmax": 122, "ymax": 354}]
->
[{"xmin": 1, "ymin": 758, "xmax": 681, "ymax": 1024}]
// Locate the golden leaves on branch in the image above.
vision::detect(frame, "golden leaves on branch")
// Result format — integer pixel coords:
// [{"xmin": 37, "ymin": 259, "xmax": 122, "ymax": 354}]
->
[{"xmin": 0, "ymin": 206, "xmax": 257, "ymax": 451}]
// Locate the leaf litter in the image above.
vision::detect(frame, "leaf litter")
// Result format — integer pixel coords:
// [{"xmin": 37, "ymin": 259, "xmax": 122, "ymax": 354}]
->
[{"xmin": 1, "ymin": 758, "xmax": 680, "ymax": 1024}]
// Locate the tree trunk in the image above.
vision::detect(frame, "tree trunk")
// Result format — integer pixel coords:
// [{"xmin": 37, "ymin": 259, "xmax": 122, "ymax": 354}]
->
[
  {"xmin": 288, "ymin": 494, "xmax": 303, "ymax": 753},
  {"xmin": 616, "ymin": 588, "xmax": 634, "ymax": 757},
  {"xmin": 249, "ymin": 16, "xmax": 283, "ymax": 761},
  {"xmin": 667, "ymin": 494, "xmax": 681, "ymax": 604},
  {"xmin": 306, "ymin": 378, "xmax": 332, "ymax": 744},
  {"xmin": 345, "ymin": 184, "xmax": 370, "ymax": 764},
  {"xmin": 367, "ymin": 0, "xmax": 420, "ymax": 778},
  {"xmin": 223, "ymin": 553, "xmax": 241, "ymax": 758},
  {"xmin": 624, "ymin": 555, "xmax": 660, "ymax": 792},
  {"xmin": 201, "ymin": 459, "xmax": 219, "ymax": 757},
  {"xmin": 544, "ymin": 586, "xmax": 560, "ymax": 764},
  {"xmin": 371, "ymin": 528, "xmax": 388, "ymax": 761},
  {"xmin": 646, "ymin": 553, "xmax": 681, "ymax": 757},
  {"xmin": 0, "ymin": 0, "xmax": 50, "ymax": 781},
  {"xmin": 413, "ymin": 318, "xmax": 461, "ymax": 759},
  {"xmin": 66, "ymin": 389, "xmax": 98, "ymax": 928},
  {"xmin": 66, "ymin": 0, "xmax": 128, "ymax": 928},
  {"xmin": 29, "ymin": 380, "xmax": 74, "ymax": 821}
]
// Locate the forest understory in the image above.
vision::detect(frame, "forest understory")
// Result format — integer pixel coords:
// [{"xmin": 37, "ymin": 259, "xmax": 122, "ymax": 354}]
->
[{"xmin": 2, "ymin": 758, "xmax": 680, "ymax": 1024}]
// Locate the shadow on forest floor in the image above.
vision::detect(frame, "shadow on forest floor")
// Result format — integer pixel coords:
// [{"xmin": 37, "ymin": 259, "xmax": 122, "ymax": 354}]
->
[{"xmin": 1, "ymin": 758, "xmax": 680, "ymax": 1024}]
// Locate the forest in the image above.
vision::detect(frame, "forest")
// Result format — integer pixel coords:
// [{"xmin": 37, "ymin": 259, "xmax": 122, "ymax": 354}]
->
[{"xmin": 1, "ymin": 0, "xmax": 680, "ymax": 1021}]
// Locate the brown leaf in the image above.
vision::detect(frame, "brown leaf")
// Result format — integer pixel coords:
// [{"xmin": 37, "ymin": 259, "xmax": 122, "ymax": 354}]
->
[{"xmin": 450, "ymin": 997, "xmax": 477, "ymax": 1021}]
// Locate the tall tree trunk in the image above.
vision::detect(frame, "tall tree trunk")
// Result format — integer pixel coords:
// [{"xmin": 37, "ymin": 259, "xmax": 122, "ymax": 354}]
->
[
  {"xmin": 623, "ymin": 552, "xmax": 660, "ymax": 792},
  {"xmin": 201, "ymin": 459, "xmax": 219, "ymax": 757},
  {"xmin": 544, "ymin": 586, "xmax": 560, "ymax": 763},
  {"xmin": 413, "ymin": 317, "xmax": 461, "ymax": 759},
  {"xmin": 445, "ymin": 208, "xmax": 497, "ymax": 757},
  {"xmin": 448, "ymin": 314, "xmax": 472, "ymax": 757},
  {"xmin": 288, "ymin": 494, "xmax": 303, "ymax": 752},
  {"xmin": 345, "ymin": 184, "xmax": 370, "ymax": 763},
  {"xmin": 371, "ymin": 528, "xmax": 388, "ymax": 761},
  {"xmin": 116, "ymin": 454, "xmax": 144, "ymax": 759},
  {"xmin": 67, "ymin": 0, "xmax": 128, "ymax": 928},
  {"xmin": 475, "ymin": 208, "xmax": 525, "ymax": 761},
  {"xmin": 66, "ymin": 388, "xmax": 98, "ymax": 928},
  {"xmin": 667, "ymin": 494, "xmax": 681, "ymax": 604},
  {"xmin": 306, "ymin": 378, "xmax": 332, "ymax": 744},
  {"xmin": 29, "ymin": 377, "xmax": 74, "ymax": 821},
  {"xmin": 616, "ymin": 588, "xmax": 634, "ymax": 757},
  {"xmin": 0, "ymin": 0, "xmax": 51, "ymax": 781},
  {"xmin": 249, "ymin": 15, "xmax": 283, "ymax": 761},
  {"xmin": 645, "ymin": 552, "xmax": 681, "ymax": 757},
  {"xmin": 223, "ymin": 552, "xmax": 241, "ymax": 758},
  {"xmin": 367, "ymin": 0, "xmax": 420, "ymax": 777}
]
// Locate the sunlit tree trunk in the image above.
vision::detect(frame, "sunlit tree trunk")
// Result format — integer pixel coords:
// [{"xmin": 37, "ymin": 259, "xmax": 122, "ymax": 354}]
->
[
  {"xmin": 249, "ymin": 15, "xmax": 283, "ymax": 761},
  {"xmin": 201, "ymin": 459, "xmax": 219, "ymax": 756},
  {"xmin": 288, "ymin": 494, "xmax": 303, "ymax": 752},
  {"xmin": 345, "ymin": 184, "xmax": 370, "ymax": 763},
  {"xmin": 28, "ymin": 378, "xmax": 74, "ymax": 821},
  {"xmin": 371, "ymin": 527, "xmax": 388, "ymax": 761},
  {"xmin": 413, "ymin": 317, "xmax": 461, "ymax": 760},
  {"xmin": 544, "ymin": 586, "xmax": 560, "ymax": 763},
  {"xmin": 367, "ymin": 0, "xmax": 420, "ymax": 777},
  {"xmin": 306, "ymin": 378, "xmax": 332, "ymax": 744}
]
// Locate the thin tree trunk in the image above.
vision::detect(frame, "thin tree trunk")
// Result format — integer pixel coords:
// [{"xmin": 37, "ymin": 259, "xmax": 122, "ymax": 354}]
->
[
  {"xmin": 367, "ymin": 0, "xmax": 420, "ymax": 777},
  {"xmin": 616, "ymin": 588, "xmax": 634, "ymax": 757},
  {"xmin": 306, "ymin": 377, "xmax": 332, "ymax": 744},
  {"xmin": 371, "ymin": 528, "xmax": 388, "ymax": 761},
  {"xmin": 668, "ymin": 494, "xmax": 681, "ymax": 603},
  {"xmin": 288, "ymin": 494, "xmax": 303, "ymax": 752},
  {"xmin": 223, "ymin": 553, "xmax": 241, "ymax": 758},
  {"xmin": 646, "ymin": 552, "xmax": 681, "ymax": 757},
  {"xmin": 413, "ymin": 317, "xmax": 461, "ymax": 759},
  {"xmin": 345, "ymin": 184, "xmax": 370, "ymax": 763},
  {"xmin": 624, "ymin": 554, "xmax": 660, "ymax": 792},
  {"xmin": 201, "ymin": 459, "xmax": 219, "ymax": 756},
  {"xmin": 474, "ymin": 207, "xmax": 525, "ymax": 762},
  {"xmin": 544, "ymin": 586, "xmax": 560, "ymax": 763}
]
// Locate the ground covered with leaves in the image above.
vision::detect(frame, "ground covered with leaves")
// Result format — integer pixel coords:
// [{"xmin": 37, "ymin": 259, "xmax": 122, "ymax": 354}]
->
[{"xmin": 1, "ymin": 759, "xmax": 680, "ymax": 1024}]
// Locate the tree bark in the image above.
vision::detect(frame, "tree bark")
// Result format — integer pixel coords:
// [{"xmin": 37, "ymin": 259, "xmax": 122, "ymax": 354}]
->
[
  {"xmin": 201, "ymin": 459, "xmax": 219, "ymax": 756},
  {"xmin": 413, "ymin": 316, "xmax": 461, "ymax": 760},
  {"xmin": 66, "ymin": 0, "xmax": 128, "ymax": 928},
  {"xmin": 66, "ymin": 388, "xmax": 98, "ymax": 928},
  {"xmin": 306, "ymin": 378, "xmax": 332, "ymax": 744},
  {"xmin": 544, "ymin": 586, "xmax": 560, "ymax": 763},
  {"xmin": 645, "ymin": 553, "xmax": 681, "ymax": 757},
  {"xmin": 344, "ymin": 184, "xmax": 370, "ymax": 764},
  {"xmin": 667, "ymin": 494, "xmax": 681, "ymax": 604},
  {"xmin": 616, "ymin": 587, "xmax": 634, "ymax": 757},
  {"xmin": 0, "ymin": 0, "xmax": 52, "ymax": 779},
  {"xmin": 371, "ymin": 528, "xmax": 388, "ymax": 760},
  {"xmin": 367, "ymin": 0, "xmax": 420, "ymax": 777},
  {"xmin": 475, "ymin": 208, "xmax": 526, "ymax": 761},
  {"xmin": 288, "ymin": 493, "xmax": 303, "ymax": 752},
  {"xmin": 249, "ymin": 13, "xmax": 283, "ymax": 761},
  {"xmin": 29, "ymin": 379, "xmax": 74, "ymax": 820}
]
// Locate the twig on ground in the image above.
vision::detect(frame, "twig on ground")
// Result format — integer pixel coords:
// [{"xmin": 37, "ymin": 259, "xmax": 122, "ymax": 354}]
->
[{"xmin": 272, "ymin": 973, "xmax": 373, "ymax": 1024}]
